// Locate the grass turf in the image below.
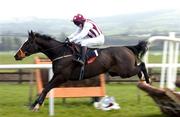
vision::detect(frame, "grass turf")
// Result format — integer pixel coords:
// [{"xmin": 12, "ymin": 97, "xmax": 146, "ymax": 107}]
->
[{"xmin": 0, "ymin": 83, "xmax": 167, "ymax": 117}]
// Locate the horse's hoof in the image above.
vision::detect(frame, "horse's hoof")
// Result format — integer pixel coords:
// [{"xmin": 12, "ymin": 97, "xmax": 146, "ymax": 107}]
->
[{"xmin": 32, "ymin": 104, "xmax": 40, "ymax": 112}]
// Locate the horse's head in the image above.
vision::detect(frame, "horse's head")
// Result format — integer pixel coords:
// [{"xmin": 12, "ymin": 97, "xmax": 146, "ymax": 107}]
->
[{"xmin": 14, "ymin": 31, "xmax": 39, "ymax": 60}]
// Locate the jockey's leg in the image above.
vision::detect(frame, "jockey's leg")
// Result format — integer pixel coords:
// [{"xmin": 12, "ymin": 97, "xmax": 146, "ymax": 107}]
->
[
  {"xmin": 78, "ymin": 46, "xmax": 87, "ymax": 80},
  {"xmin": 73, "ymin": 46, "xmax": 87, "ymax": 65},
  {"xmin": 75, "ymin": 36, "xmax": 104, "ymax": 80},
  {"xmin": 81, "ymin": 46, "xmax": 87, "ymax": 64},
  {"xmin": 75, "ymin": 36, "xmax": 103, "ymax": 65}
]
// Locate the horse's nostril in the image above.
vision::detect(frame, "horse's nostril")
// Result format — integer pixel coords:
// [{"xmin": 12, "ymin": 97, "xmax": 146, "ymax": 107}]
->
[
  {"xmin": 14, "ymin": 52, "xmax": 24, "ymax": 60},
  {"xmin": 24, "ymin": 52, "xmax": 28, "ymax": 56}
]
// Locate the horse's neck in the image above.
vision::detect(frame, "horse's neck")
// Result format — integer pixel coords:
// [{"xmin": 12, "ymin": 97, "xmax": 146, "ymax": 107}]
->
[{"xmin": 38, "ymin": 39, "xmax": 65, "ymax": 61}]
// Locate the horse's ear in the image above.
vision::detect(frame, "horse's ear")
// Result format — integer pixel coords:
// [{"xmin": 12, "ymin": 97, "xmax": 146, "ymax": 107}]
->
[
  {"xmin": 28, "ymin": 30, "xmax": 33, "ymax": 36},
  {"xmin": 29, "ymin": 30, "xmax": 35, "ymax": 38},
  {"xmin": 30, "ymin": 30, "xmax": 34, "ymax": 36},
  {"xmin": 28, "ymin": 30, "xmax": 35, "ymax": 41}
]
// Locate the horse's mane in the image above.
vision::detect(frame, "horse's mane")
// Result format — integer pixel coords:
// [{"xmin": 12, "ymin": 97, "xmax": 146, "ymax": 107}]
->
[{"xmin": 34, "ymin": 32, "xmax": 56, "ymax": 41}]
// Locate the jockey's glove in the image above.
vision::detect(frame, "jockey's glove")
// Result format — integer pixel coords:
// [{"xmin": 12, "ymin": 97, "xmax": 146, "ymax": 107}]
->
[
  {"xmin": 65, "ymin": 37, "xmax": 70, "ymax": 43},
  {"xmin": 64, "ymin": 38, "xmax": 72, "ymax": 46}
]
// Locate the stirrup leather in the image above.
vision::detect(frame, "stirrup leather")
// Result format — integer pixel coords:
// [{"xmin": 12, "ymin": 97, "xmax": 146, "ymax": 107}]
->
[{"xmin": 73, "ymin": 57, "xmax": 84, "ymax": 65}]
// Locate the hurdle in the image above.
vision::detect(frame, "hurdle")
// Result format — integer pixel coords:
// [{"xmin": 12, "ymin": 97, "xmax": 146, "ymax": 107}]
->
[
  {"xmin": 138, "ymin": 82, "xmax": 180, "ymax": 116},
  {"xmin": 34, "ymin": 56, "xmax": 106, "ymax": 99}
]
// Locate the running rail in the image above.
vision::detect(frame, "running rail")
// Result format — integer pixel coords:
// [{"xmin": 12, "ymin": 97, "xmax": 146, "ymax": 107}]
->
[{"xmin": 146, "ymin": 32, "xmax": 180, "ymax": 90}]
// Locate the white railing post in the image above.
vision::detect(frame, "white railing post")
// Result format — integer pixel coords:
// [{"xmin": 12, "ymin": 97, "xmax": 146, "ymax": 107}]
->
[
  {"xmin": 167, "ymin": 40, "xmax": 174, "ymax": 89},
  {"xmin": 168, "ymin": 32, "xmax": 178, "ymax": 90},
  {"xmin": 173, "ymin": 42, "xmax": 179, "ymax": 87},
  {"xmin": 48, "ymin": 68, "xmax": 54, "ymax": 116},
  {"xmin": 160, "ymin": 41, "xmax": 168, "ymax": 88}
]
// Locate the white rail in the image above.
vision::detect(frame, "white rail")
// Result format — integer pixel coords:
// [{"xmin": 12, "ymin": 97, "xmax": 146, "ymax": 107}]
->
[
  {"xmin": 146, "ymin": 64, "xmax": 180, "ymax": 68},
  {"xmin": 0, "ymin": 64, "xmax": 51, "ymax": 69},
  {"xmin": 146, "ymin": 32, "xmax": 180, "ymax": 90}
]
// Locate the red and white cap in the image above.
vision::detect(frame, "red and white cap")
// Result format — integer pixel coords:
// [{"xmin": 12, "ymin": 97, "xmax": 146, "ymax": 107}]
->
[{"xmin": 72, "ymin": 14, "xmax": 86, "ymax": 26}]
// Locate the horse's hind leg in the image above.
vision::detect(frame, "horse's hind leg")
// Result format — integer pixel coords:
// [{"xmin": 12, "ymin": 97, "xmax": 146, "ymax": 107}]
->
[{"xmin": 139, "ymin": 62, "xmax": 150, "ymax": 83}]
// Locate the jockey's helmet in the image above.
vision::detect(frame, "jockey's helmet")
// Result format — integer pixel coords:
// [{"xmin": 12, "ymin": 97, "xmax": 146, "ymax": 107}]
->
[{"xmin": 72, "ymin": 14, "xmax": 86, "ymax": 26}]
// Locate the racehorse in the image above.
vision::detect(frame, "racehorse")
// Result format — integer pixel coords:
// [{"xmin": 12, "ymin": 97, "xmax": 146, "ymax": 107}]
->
[{"xmin": 14, "ymin": 31, "xmax": 150, "ymax": 111}]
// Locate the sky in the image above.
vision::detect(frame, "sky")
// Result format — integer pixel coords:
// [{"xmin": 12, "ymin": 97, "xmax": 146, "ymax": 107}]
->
[{"xmin": 0, "ymin": 0, "xmax": 180, "ymax": 20}]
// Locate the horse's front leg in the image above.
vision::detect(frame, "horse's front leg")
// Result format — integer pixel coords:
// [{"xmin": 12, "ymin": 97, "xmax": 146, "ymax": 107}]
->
[{"xmin": 31, "ymin": 74, "xmax": 66, "ymax": 111}]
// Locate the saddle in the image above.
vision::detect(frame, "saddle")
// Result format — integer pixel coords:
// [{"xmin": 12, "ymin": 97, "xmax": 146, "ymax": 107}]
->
[{"xmin": 67, "ymin": 42, "xmax": 99, "ymax": 64}]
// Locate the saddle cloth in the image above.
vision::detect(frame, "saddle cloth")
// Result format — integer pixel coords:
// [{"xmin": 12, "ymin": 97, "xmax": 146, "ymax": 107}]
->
[{"xmin": 86, "ymin": 49, "xmax": 98, "ymax": 64}]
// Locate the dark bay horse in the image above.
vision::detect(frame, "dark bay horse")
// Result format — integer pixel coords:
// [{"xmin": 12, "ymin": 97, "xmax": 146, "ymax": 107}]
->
[{"xmin": 14, "ymin": 31, "xmax": 150, "ymax": 111}]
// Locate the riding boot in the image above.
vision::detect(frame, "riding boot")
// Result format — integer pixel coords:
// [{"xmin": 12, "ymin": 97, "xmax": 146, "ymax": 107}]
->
[
  {"xmin": 78, "ymin": 46, "xmax": 87, "ymax": 80},
  {"xmin": 78, "ymin": 46, "xmax": 87, "ymax": 65},
  {"xmin": 81, "ymin": 46, "xmax": 87, "ymax": 64}
]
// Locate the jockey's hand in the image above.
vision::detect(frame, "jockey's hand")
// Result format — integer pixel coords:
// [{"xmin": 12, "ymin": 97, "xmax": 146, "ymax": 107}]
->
[
  {"xmin": 65, "ymin": 38, "xmax": 72, "ymax": 46},
  {"xmin": 65, "ymin": 37, "xmax": 70, "ymax": 43}
]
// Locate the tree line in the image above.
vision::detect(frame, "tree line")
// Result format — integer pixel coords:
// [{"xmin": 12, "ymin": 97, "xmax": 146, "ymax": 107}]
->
[{"xmin": 0, "ymin": 36, "xmax": 24, "ymax": 51}]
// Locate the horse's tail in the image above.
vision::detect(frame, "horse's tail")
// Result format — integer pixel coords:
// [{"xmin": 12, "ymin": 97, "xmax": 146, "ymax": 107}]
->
[{"xmin": 126, "ymin": 41, "xmax": 148, "ymax": 60}]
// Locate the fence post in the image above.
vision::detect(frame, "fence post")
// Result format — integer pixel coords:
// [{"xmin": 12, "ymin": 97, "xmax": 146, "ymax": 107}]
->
[
  {"xmin": 167, "ymin": 32, "xmax": 177, "ymax": 90},
  {"xmin": 160, "ymin": 41, "xmax": 168, "ymax": 88},
  {"xmin": 48, "ymin": 68, "xmax": 54, "ymax": 116}
]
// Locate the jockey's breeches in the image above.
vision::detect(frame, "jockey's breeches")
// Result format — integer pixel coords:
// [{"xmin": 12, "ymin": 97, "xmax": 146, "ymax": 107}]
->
[{"xmin": 74, "ymin": 35, "xmax": 105, "ymax": 47}]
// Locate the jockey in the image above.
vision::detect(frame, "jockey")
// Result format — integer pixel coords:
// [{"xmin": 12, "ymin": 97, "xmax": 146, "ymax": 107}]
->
[{"xmin": 68, "ymin": 14, "xmax": 105, "ymax": 65}]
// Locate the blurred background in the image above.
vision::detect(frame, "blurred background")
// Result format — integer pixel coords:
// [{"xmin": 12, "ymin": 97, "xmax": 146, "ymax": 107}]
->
[
  {"xmin": 0, "ymin": 0, "xmax": 180, "ymax": 53},
  {"xmin": 0, "ymin": 0, "xmax": 180, "ymax": 117}
]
